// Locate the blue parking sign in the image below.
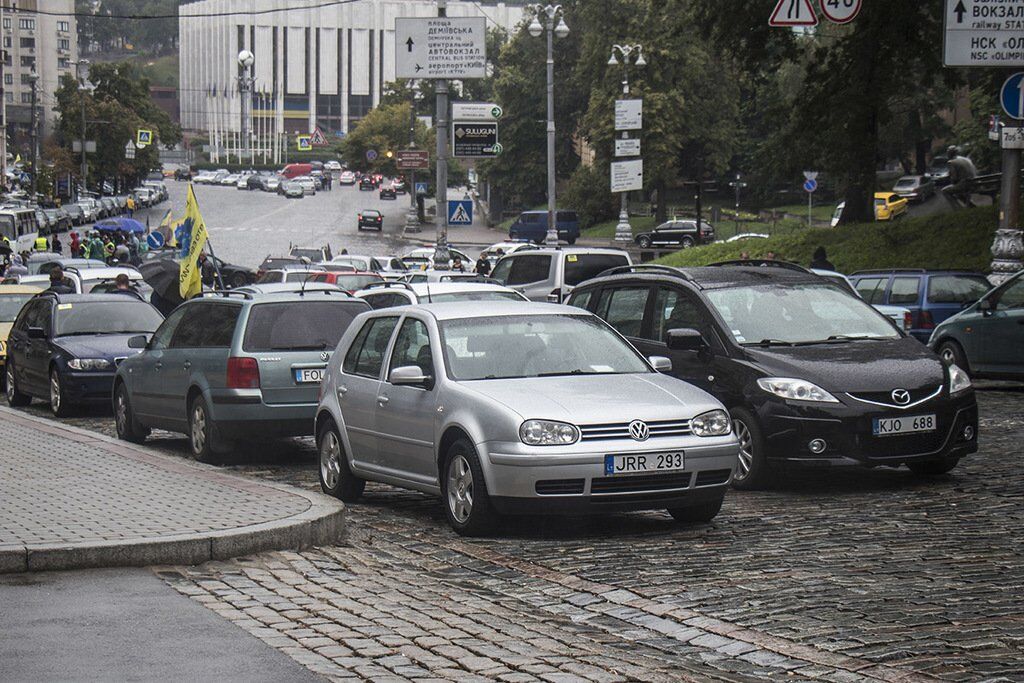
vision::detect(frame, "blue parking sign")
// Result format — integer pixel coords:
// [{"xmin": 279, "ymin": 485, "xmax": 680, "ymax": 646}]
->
[{"xmin": 447, "ymin": 200, "xmax": 473, "ymax": 225}]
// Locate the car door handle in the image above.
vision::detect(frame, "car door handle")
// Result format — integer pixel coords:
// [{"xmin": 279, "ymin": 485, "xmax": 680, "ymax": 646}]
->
[
  {"xmin": 336, "ymin": 386, "xmax": 347, "ymax": 396},
  {"xmin": 377, "ymin": 396, "xmax": 389, "ymax": 406},
  {"xmin": 154, "ymin": 361, "xmax": 162, "ymax": 370}
]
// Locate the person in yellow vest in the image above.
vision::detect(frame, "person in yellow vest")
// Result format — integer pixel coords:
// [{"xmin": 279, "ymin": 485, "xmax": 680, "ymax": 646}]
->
[{"xmin": 34, "ymin": 235, "xmax": 49, "ymax": 251}]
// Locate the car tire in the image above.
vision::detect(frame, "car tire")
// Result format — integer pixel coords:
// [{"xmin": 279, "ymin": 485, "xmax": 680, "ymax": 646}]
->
[
  {"xmin": 441, "ymin": 438, "xmax": 498, "ymax": 536},
  {"xmin": 188, "ymin": 394, "xmax": 232, "ymax": 464},
  {"xmin": 730, "ymin": 407, "xmax": 773, "ymax": 490},
  {"xmin": 681, "ymin": 236, "xmax": 695, "ymax": 249},
  {"xmin": 637, "ymin": 235, "xmax": 652, "ymax": 249},
  {"xmin": 114, "ymin": 382, "xmax": 150, "ymax": 444},
  {"xmin": 50, "ymin": 368, "xmax": 74, "ymax": 417},
  {"xmin": 667, "ymin": 497, "xmax": 724, "ymax": 524},
  {"xmin": 937, "ymin": 339, "xmax": 969, "ymax": 373},
  {"xmin": 5, "ymin": 362, "xmax": 31, "ymax": 407},
  {"xmin": 317, "ymin": 418, "xmax": 365, "ymax": 502},
  {"xmin": 231, "ymin": 272, "xmax": 248, "ymax": 289},
  {"xmin": 907, "ymin": 456, "xmax": 960, "ymax": 476}
]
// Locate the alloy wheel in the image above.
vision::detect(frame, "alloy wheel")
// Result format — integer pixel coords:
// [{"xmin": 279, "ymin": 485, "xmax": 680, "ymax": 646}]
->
[
  {"xmin": 191, "ymin": 403, "xmax": 207, "ymax": 454},
  {"xmin": 446, "ymin": 454, "xmax": 474, "ymax": 523},
  {"xmin": 115, "ymin": 390, "xmax": 128, "ymax": 436},
  {"xmin": 5, "ymin": 366, "xmax": 14, "ymax": 402},
  {"xmin": 940, "ymin": 347, "xmax": 955, "ymax": 365},
  {"xmin": 733, "ymin": 419, "xmax": 753, "ymax": 480},
  {"xmin": 50, "ymin": 373, "xmax": 61, "ymax": 415},
  {"xmin": 320, "ymin": 430, "xmax": 341, "ymax": 490}
]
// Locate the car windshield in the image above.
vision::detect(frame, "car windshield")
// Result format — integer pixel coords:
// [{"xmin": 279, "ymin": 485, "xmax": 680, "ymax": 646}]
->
[
  {"xmin": 894, "ymin": 179, "xmax": 916, "ymax": 188},
  {"xmin": 335, "ymin": 274, "xmax": 381, "ymax": 290},
  {"xmin": 55, "ymin": 301, "xmax": 163, "ymax": 336},
  {"xmin": 243, "ymin": 301, "xmax": 363, "ymax": 352},
  {"xmin": 429, "ymin": 291, "xmax": 524, "ymax": 303},
  {"xmin": 705, "ymin": 283, "xmax": 900, "ymax": 345},
  {"xmin": 0, "ymin": 293, "xmax": 33, "ymax": 321},
  {"xmin": 440, "ymin": 314, "xmax": 650, "ymax": 381}
]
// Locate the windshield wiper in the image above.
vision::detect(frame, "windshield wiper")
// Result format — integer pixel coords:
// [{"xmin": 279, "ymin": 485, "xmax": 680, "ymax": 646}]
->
[
  {"xmin": 744, "ymin": 339, "xmax": 795, "ymax": 347},
  {"xmin": 825, "ymin": 335, "xmax": 887, "ymax": 342},
  {"xmin": 535, "ymin": 369, "xmax": 604, "ymax": 378}
]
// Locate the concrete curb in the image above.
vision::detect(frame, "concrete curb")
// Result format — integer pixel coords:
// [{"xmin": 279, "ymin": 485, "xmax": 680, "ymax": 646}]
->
[{"xmin": 0, "ymin": 406, "xmax": 345, "ymax": 574}]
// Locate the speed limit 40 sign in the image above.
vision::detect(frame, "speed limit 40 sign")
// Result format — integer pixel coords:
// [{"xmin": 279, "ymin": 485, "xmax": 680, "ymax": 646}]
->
[{"xmin": 820, "ymin": 0, "xmax": 861, "ymax": 24}]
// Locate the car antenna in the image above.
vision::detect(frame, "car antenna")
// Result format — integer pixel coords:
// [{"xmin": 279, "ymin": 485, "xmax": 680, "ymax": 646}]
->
[{"xmin": 299, "ymin": 273, "xmax": 310, "ymax": 297}]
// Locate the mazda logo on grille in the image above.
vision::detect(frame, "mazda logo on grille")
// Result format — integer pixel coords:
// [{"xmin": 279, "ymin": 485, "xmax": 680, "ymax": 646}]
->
[
  {"xmin": 628, "ymin": 420, "xmax": 650, "ymax": 441},
  {"xmin": 891, "ymin": 389, "xmax": 911, "ymax": 405}
]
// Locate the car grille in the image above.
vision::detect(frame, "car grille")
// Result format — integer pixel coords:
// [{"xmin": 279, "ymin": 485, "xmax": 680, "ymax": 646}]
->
[
  {"xmin": 579, "ymin": 419, "xmax": 692, "ymax": 442},
  {"xmin": 846, "ymin": 385, "xmax": 942, "ymax": 409},
  {"xmin": 535, "ymin": 479, "xmax": 585, "ymax": 496},
  {"xmin": 694, "ymin": 469, "xmax": 732, "ymax": 487},
  {"xmin": 590, "ymin": 473, "xmax": 692, "ymax": 494}
]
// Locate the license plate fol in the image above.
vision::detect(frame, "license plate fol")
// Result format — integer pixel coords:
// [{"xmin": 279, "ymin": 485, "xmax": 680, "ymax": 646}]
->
[
  {"xmin": 873, "ymin": 414, "xmax": 936, "ymax": 437},
  {"xmin": 604, "ymin": 452, "xmax": 684, "ymax": 476},
  {"xmin": 294, "ymin": 368, "xmax": 325, "ymax": 383}
]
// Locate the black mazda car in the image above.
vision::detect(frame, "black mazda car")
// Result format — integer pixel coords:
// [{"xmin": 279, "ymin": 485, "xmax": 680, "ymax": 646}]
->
[{"xmin": 567, "ymin": 261, "xmax": 978, "ymax": 488}]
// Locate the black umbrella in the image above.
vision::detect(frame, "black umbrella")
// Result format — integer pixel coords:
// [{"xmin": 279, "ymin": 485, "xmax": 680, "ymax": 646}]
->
[
  {"xmin": 0, "ymin": 243, "xmax": 11, "ymax": 255},
  {"xmin": 140, "ymin": 258, "xmax": 184, "ymax": 309}
]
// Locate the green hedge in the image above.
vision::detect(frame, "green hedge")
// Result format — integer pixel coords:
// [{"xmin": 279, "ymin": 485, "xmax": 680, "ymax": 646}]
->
[{"xmin": 657, "ymin": 206, "xmax": 998, "ymax": 274}]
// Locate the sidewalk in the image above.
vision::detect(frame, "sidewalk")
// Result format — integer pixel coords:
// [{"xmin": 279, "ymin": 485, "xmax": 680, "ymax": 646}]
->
[{"xmin": 0, "ymin": 406, "xmax": 344, "ymax": 573}]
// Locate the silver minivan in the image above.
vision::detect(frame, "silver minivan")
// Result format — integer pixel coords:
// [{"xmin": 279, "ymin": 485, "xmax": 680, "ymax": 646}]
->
[
  {"xmin": 490, "ymin": 248, "xmax": 632, "ymax": 302},
  {"xmin": 315, "ymin": 301, "xmax": 739, "ymax": 535}
]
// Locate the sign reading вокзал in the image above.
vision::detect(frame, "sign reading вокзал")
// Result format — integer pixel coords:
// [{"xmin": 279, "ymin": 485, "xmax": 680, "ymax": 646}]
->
[
  {"xmin": 944, "ymin": 0, "xmax": 1024, "ymax": 67},
  {"xmin": 395, "ymin": 17, "xmax": 487, "ymax": 80}
]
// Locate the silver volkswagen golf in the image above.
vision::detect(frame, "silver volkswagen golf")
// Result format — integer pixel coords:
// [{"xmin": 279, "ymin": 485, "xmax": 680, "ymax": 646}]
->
[{"xmin": 315, "ymin": 302, "xmax": 739, "ymax": 535}]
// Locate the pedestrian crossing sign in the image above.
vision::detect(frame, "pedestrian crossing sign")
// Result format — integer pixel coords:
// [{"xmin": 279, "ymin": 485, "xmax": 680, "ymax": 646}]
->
[
  {"xmin": 309, "ymin": 126, "xmax": 329, "ymax": 147},
  {"xmin": 136, "ymin": 129, "xmax": 153, "ymax": 147},
  {"xmin": 296, "ymin": 135, "xmax": 312, "ymax": 151},
  {"xmin": 415, "ymin": 182, "xmax": 429, "ymax": 195},
  {"xmin": 447, "ymin": 200, "xmax": 473, "ymax": 226}
]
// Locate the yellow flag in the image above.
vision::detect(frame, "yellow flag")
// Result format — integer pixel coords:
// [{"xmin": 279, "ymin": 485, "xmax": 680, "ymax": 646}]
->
[
  {"xmin": 14, "ymin": 154, "xmax": 20, "ymax": 164},
  {"xmin": 178, "ymin": 184, "xmax": 209, "ymax": 299}
]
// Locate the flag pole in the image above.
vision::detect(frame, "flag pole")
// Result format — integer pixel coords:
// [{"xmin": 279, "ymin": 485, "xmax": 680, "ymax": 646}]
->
[{"xmin": 188, "ymin": 183, "xmax": 225, "ymax": 290}]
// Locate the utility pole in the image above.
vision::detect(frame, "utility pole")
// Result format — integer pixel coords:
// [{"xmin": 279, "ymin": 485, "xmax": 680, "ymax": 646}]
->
[
  {"xmin": 432, "ymin": 0, "xmax": 450, "ymax": 267},
  {"xmin": 77, "ymin": 60, "xmax": 90, "ymax": 198},
  {"xmin": 29, "ymin": 71, "xmax": 39, "ymax": 199}
]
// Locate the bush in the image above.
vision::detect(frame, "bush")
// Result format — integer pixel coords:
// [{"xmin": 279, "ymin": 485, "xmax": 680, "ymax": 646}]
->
[
  {"xmin": 562, "ymin": 164, "xmax": 619, "ymax": 229},
  {"xmin": 657, "ymin": 206, "xmax": 998, "ymax": 274}
]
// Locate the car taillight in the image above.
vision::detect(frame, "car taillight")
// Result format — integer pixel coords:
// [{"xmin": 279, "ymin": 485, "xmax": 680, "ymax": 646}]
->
[
  {"xmin": 915, "ymin": 310, "xmax": 935, "ymax": 330},
  {"xmin": 227, "ymin": 357, "xmax": 260, "ymax": 389},
  {"xmin": 903, "ymin": 311, "xmax": 913, "ymax": 332}
]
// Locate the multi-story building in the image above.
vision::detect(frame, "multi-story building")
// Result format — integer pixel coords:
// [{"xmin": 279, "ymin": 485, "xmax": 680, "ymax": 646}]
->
[
  {"xmin": 179, "ymin": 0, "xmax": 524, "ymax": 146},
  {"xmin": 1, "ymin": 0, "xmax": 78, "ymax": 140}
]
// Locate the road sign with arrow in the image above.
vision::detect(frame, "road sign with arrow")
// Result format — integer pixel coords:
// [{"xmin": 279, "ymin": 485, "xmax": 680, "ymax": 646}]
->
[
  {"xmin": 1001, "ymin": 72, "xmax": 1024, "ymax": 120},
  {"xmin": 769, "ymin": 0, "xmax": 818, "ymax": 27},
  {"xmin": 395, "ymin": 17, "xmax": 487, "ymax": 80},
  {"xmin": 943, "ymin": 0, "xmax": 1024, "ymax": 67}
]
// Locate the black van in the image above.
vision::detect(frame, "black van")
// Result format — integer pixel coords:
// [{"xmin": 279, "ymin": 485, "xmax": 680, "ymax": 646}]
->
[
  {"xmin": 567, "ymin": 262, "xmax": 978, "ymax": 488},
  {"xmin": 508, "ymin": 210, "xmax": 580, "ymax": 244}
]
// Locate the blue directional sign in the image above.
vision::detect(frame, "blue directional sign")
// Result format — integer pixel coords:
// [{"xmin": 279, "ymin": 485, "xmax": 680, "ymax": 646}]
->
[
  {"xmin": 447, "ymin": 200, "xmax": 473, "ymax": 225},
  {"xmin": 1001, "ymin": 72, "xmax": 1024, "ymax": 120},
  {"xmin": 415, "ymin": 182, "xmax": 428, "ymax": 195},
  {"xmin": 803, "ymin": 178, "xmax": 818, "ymax": 193},
  {"xmin": 147, "ymin": 231, "xmax": 165, "ymax": 250}
]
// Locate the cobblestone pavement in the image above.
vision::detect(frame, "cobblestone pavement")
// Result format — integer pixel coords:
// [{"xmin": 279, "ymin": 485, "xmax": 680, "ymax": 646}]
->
[{"xmin": 10, "ymin": 385, "xmax": 1024, "ymax": 681}]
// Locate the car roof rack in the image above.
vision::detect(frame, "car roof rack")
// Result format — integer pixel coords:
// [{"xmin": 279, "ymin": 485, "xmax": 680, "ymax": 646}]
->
[
  {"xmin": 436, "ymin": 275, "xmax": 500, "ymax": 284},
  {"xmin": 596, "ymin": 264, "xmax": 698, "ymax": 283},
  {"xmin": 849, "ymin": 268, "xmax": 927, "ymax": 275},
  {"xmin": 361, "ymin": 281, "xmax": 415, "ymax": 292},
  {"xmin": 709, "ymin": 259, "xmax": 812, "ymax": 274},
  {"xmin": 197, "ymin": 290, "xmax": 254, "ymax": 300}
]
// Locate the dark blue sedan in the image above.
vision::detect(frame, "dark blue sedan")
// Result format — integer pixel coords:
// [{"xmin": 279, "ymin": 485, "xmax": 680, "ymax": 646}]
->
[{"xmin": 5, "ymin": 293, "xmax": 164, "ymax": 416}]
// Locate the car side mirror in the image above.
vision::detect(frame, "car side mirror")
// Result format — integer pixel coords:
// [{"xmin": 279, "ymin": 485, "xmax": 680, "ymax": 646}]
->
[
  {"xmin": 666, "ymin": 328, "xmax": 706, "ymax": 352},
  {"xmin": 128, "ymin": 334, "xmax": 149, "ymax": 349},
  {"xmin": 390, "ymin": 365, "xmax": 433, "ymax": 389},
  {"xmin": 979, "ymin": 298, "xmax": 995, "ymax": 314},
  {"xmin": 27, "ymin": 326, "xmax": 46, "ymax": 340},
  {"xmin": 648, "ymin": 356, "xmax": 672, "ymax": 373}
]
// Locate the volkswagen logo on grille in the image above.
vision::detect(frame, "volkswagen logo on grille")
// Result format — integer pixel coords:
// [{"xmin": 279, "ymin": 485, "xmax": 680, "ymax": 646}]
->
[
  {"xmin": 891, "ymin": 389, "xmax": 911, "ymax": 406},
  {"xmin": 628, "ymin": 420, "xmax": 650, "ymax": 442},
  {"xmin": 320, "ymin": 351, "xmax": 330, "ymax": 362}
]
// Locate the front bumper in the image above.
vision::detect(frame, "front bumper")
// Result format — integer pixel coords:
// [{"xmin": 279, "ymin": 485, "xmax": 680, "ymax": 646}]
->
[
  {"xmin": 62, "ymin": 370, "xmax": 117, "ymax": 403},
  {"xmin": 478, "ymin": 437, "xmax": 738, "ymax": 515},
  {"xmin": 756, "ymin": 390, "xmax": 978, "ymax": 467}
]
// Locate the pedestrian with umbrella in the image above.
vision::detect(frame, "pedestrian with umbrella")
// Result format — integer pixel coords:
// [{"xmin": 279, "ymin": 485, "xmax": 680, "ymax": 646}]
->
[{"xmin": 140, "ymin": 258, "xmax": 184, "ymax": 317}]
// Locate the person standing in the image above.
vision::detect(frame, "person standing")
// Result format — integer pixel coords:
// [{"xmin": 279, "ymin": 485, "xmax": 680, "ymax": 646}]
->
[
  {"xmin": 45, "ymin": 266, "xmax": 75, "ymax": 294},
  {"xmin": 809, "ymin": 246, "xmax": 835, "ymax": 271},
  {"xmin": 69, "ymin": 232, "xmax": 81, "ymax": 258},
  {"xmin": 126, "ymin": 195, "xmax": 136, "ymax": 218},
  {"xmin": 34, "ymin": 234, "xmax": 49, "ymax": 252},
  {"xmin": 51, "ymin": 234, "xmax": 63, "ymax": 254},
  {"xmin": 475, "ymin": 255, "xmax": 491, "ymax": 276}
]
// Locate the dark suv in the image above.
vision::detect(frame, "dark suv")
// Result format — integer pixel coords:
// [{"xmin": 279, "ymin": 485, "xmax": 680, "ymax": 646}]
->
[
  {"xmin": 567, "ymin": 262, "xmax": 978, "ymax": 488},
  {"xmin": 635, "ymin": 220, "xmax": 716, "ymax": 249}
]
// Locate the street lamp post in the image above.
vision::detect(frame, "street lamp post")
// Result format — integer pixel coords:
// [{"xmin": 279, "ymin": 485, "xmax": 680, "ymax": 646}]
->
[
  {"xmin": 528, "ymin": 4, "xmax": 570, "ymax": 247},
  {"xmin": 75, "ymin": 59, "xmax": 92, "ymax": 198},
  {"xmin": 608, "ymin": 44, "xmax": 646, "ymax": 242},
  {"xmin": 729, "ymin": 173, "xmax": 747, "ymax": 237},
  {"xmin": 29, "ymin": 70, "xmax": 38, "ymax": 199},
  {"xmin": 237, "ymin": 50, "xmax": 255, "ymax": 165}
]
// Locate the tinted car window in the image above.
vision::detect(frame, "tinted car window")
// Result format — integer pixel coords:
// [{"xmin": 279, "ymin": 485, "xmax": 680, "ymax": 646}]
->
[
  {"xmin": 0, "ymin": 293, "xmax": 34, "ymax": 322},
  {"xmin": 343, "ymin": 321, "xmax": 373, "ymax": 373},
  {"xmin": 889, "ymin": 277, "xmax": 920, "ymax": 305},
  {"xmin": 927, "ymin": 275, "xmax": 990, "ymax": 304},
  {"xmin": 506, "ymin": 255, "xmax": 552, "ymax": 286},
  {"xmin": 55, "ymin": 300, "xmax": 162, "ymax": 336},
  {"xmin": 652, "ymin": 287, "xmax": 710, "ymax": 343},
  {"xmin": 169, "ymin": 305, "xmax": 210, "ymax": 348},
  {"xmin": 201, "ymin": 305, "xmax": 241, "ymax": 348},
  {"xmin": 149, "ymin": 307, "xmax": 188, "ymax": 350},
  {"xmin": 995, "ymin": 279, "xmax": 1024, "ymax": 309},
  {"xmin": 596, "ymin": 287, "xmax": 649, "ymax": 338},
  {"xmin": 428, "ymin": 291, "xmax": 524, "ymax": 303},
  {"xmin": 243, "ymin": 301, "xmax": 365, "ymax": 352},
  {"xmin": 344, "ymin": 317, "xmax": 399, "ymax": 379},
  {"xmin": 362, "ymin": 293, "xmax": 400, "ymax": 309},
  {"xmin": 854, "ymin": 277, "xmax": 886, "ymax": 304},
  {"xmin": 389, "ymin": 318, "xmax": 433, "ymax": 377},
  {"xmin": 567, "ymin": 290, "xmax": 593, "ymax": 311},
  {"xmin": 564, "ymin": 254, "xmax": 630, "ymax": 287}
]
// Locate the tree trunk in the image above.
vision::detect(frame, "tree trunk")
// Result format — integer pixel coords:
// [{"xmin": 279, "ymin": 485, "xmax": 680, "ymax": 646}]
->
[{"xmin": 915, "ymin": 137, "xmax": 930, "ymax": 176}]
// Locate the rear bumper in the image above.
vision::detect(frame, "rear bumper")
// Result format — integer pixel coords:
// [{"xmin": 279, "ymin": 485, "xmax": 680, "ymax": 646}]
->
[{"xmin": 209, "ymin": 389, "xmax": 318, "ymax": 437}]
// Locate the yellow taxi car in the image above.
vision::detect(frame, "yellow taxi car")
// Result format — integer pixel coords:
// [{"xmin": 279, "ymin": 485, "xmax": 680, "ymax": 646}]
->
[
  {"xmin": 0, "ymin": 284, "xmax": 42, "ymax": 390},
  {"xmin": 874, "ymin": 192, "xmax": 908, "ymax": 221}
]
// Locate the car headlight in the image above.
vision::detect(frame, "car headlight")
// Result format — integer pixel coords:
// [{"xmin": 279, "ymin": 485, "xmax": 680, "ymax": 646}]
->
[
  {"xmin": 67, "ymin": 358, "xmax": 112, "ymax": 371},
  {"xmin": 691, "ymin": 409, "xmax": 732, "ymax": 437},
  {"xmin": 757, "ymin": 377, "xmax": 839, "ymax": 403},
  {"xmin": 948, "ymin": 363, "xmax": 971, "ymax": 395},
  {"xmin": 520, "ymin": 420, "xmax": 579, "ymax": 446}
]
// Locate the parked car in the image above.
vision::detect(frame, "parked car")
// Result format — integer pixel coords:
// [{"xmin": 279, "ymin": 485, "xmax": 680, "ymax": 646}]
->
[
  {"xmin": 314, "ymin": 302, "xmax": 738, "ymax": 534},
  {"xmin": 339, "ymin": 171, "xmax": 357, "ymax": 185},
  {"xmin": 5, "ymin": 293, "xmax": 164, "ymax": 416},
  {"xmin": 848, "ymin": 270, "xmax": 992, "ymax": 342},
  {"xmin": 811, "ymin": 269, "xmax": 912, "ymax": 332},
  {"xmin": 63, "ymin": 203, "xmax": 86, "ymax": 226},
  {"xmin": 357, "ymin": 209, "xmax": 383, "ymax": 231},
  {"xmin": 925, "ymin": 156, "xmax": 951, "ymax": 186},
  {"xmin": 256, "ymin": 268, "xmax": 321, "ymax": 285},
  {"xmin": 76, "ymin": 200, "xmax": 99, "ymax": 223},
  {"xmin": 280, "ymin": 163, "xmax": 313, "ymax": 180},
  {"xmin": 635, "ymin": 220, "xmax": 716, "ymax": 249},
  {"xmin": 508, "ymin": 210, "xmax": 580, "ymax": 245},
  {"xmin": 892, "ymin": 175, "xmax": 935, "ymax": 203},
  {"xmin": 929, "ymin": 270, "xmax": 1023, "ymax": 381},
  {"xmin": 370, "ymin": 255, "xmax": 410, "ymax": 280},
  {"xmin": 379, "ymin": 185, "xmax": 397, "ymax": 200},
  {"xmin": 71, "ymin": 267, "xmax": 147, "ymax": 295},
  {"xmin": 355, "ymin": 281, "xmax": 527, "ymax": 309},
  {"xmin": 289, "ymin": 246, "xmax": 333, "ymax": 263},
  {"xmin": 402, "ymin": 271, "xmax": 496, "ymax": 284},
  {"xmin": 325, "ymin": 160, "xmax": 343, "ymax": 172},
  {"xmin": 112, "ymin": 290, "xmax": 370, "ymax": 462},
  {"xmin": 329, "ymin": 255, "xmax": 388, "ymax": 274},
  {"xmin": 294, "ymin": 176, "xmax": 317, "ymax": 195},
  {"xmin": 306, "ymin": 271, "xmax": 384, "ymax": 294},
  {"xmin": 874, "ymin": 192, "xmax": 908, "ymax": 221},
  {"xmin": 401, "ymin": 247, "xmax": 474, "ymax": 271},
  {"xmin": 43, "ymin": 209, "xmax": 72, "ymax": 234},
  {"xmin": 480, "ymin": 241, "xmax": 537, "ymax": 267},
  {"xmin": 490, "ymin": 247, "xmax": 631, "ymax": 302},
  {"xmin": 567, "ymin": 262, "xmax": 978, "ymax": 488},
  {"xmin": 0, "ymin": 284, "xmax": 43, "ymax": 391}
]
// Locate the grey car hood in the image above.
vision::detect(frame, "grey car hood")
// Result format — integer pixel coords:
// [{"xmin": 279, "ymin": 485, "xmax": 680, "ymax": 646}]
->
[{"xmin": 461, "ymin": 373, "xmax": 719, "ymax": 424}]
